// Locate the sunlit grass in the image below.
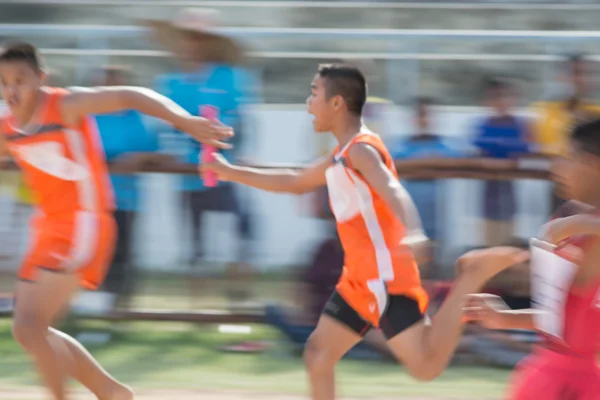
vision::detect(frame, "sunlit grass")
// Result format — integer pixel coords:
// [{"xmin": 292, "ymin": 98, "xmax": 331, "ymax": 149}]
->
[{"xmin": 0, "ymin": 320, "xmax": 509, "ymax": 398}]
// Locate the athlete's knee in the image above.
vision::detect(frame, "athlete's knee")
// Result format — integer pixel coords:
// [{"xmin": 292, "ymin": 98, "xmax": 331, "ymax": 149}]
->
[
  {"xmin": 303, "ymin": 335, "xmax": 336, "ymax": 375},
  {"xmin": 405, "ymin": 361, "xmax": 443, "ymax": 382},
  {"xmin": 403, "ymin": 346, "xmax": 446, "ymax": 381},
  {"xmin": 12, "ymin": 315, "xmax": 47, "ymax": 350},
  {"xmin": 393, "ymin": 344, "xmax": 444, "ymax": 381}
]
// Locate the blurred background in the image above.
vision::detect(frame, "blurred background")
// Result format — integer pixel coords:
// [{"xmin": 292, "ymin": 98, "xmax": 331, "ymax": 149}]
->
[{"xmin": 0, "ymin": 0, "xmax": 599, "ymax": 399}]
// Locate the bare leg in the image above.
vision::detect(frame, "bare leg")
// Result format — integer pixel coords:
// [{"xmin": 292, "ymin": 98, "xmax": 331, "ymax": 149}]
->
[
  {"xmin": 48, "ymin": 328, "xmax": 133, "ymax": 400},
  {"xmin": 303, "ymin": 315, "xmax": 362, "ymax": 400},
  {"xmin": 13, "ymin": 270, "xmax": 133, "ymax": 400},
  {"xmin": 387, "ymin": 247, "xmax": 529, "ymax": 380},
  {"xmin": 386, "ymin": 275, "xmax": 485, "ymax": 380}
]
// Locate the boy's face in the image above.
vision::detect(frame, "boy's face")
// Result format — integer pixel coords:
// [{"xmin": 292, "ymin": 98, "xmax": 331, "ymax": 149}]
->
[
  {"xmin": 0, "ymin": 60, "xmax": 44, "ymax": 115},
  {"xmin": 307, "ymin": 75, "xmax": 336, "ymax": 133},
  {"xmin": 553, "ymin": 142, "xmax": 599, "ymax": 202}
]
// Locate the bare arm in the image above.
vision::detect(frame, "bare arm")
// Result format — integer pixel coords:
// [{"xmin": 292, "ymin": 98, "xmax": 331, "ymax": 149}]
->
[
  {"xmin": 496, "ymin": 310, "xmax": 537, "ymax": 330},
  {"xmin": 347, "ymin": 143, "xmax": 427, "ymax": 243},
  {"xmin": 465, "ymin": 293, "xmax": 537, "ymax": 330},
  {"xmin": 203, "ymin": 155, "xmax": 331, "ymax": 194},
  {"xmin": 60, "ymin": 86, "xmax": 232, "ymax": 148}
]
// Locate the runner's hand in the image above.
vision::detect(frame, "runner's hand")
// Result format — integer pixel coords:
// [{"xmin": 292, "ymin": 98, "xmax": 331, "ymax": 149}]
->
[
  {"xmin": 464, "ymin": 294, "xmax": 510, "ymax": 329},
  {"xmin": 176, "ymin": 116, "xmax": 233, "ymax": 149},
  {"xmin": 199, "ymin": 152, "xmax": 236, "ymax": 182}
]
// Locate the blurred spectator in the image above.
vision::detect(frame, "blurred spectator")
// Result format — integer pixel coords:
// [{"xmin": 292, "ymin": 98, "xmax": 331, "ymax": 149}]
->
[
  {"xmin": 532, "ymin": 54, "xmax": 600, "ymax": 210},
  {"xmin": 393, "ymin": 98, "xmax": 461, "ymax": 246},
  {"xmin": 148, "ymin": 8, "xmax": 255, "ymax": 303},
  {"xmin": 473, "ymin": 78, "xmax": 531, "ymax": 246},
  {"xmin": 92, "ymin": 65, "xmax": 170, "ymax": 309}
]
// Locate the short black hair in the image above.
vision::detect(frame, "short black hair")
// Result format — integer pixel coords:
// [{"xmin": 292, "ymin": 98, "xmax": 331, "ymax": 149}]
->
[
  {"xmin": 318, "ymin": 64, "xmax": 367, "ymax": 116},
  {"xmin": 572, "ymin": 118, "xmax": 600, "ymax": 157},
  {"xmin": 0, "ymin": 41, "xmax": 43, "ymax": 72}
]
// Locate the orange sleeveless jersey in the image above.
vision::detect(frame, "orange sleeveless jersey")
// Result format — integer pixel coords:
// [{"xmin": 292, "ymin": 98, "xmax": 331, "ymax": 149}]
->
[
  {"xmin": 1, "ymin": 87, "xmax": 116, "ymax": 289},
  {"xmin": 325, "ymin": 129, "xmax": 428, "ymax": 326},
  {"xmin": 1, "ymin": 87, "xmax": 114, "ymax": 217}
]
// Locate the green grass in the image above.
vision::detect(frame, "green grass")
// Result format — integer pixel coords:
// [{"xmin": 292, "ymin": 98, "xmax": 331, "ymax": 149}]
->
[{"xmin": 0, "ymin": 320, "xmax": 511, "ymax": 398}]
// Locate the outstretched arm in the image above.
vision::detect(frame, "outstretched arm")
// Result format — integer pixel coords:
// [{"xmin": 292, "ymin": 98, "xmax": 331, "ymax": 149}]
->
[
  {"xmin": 347, "ymin": 143, "xmax": 426, "ymax": 243},
  {"xmin": 201, "ymin": 154, "xmax": 330, "ymax": 194},
  {"xmin": 464, "ymin": 294, "xmax": 537, "ymax": 331},
  {"xmin": 60, "ymin": 86, "xmax": 233, "ymax": 149}
]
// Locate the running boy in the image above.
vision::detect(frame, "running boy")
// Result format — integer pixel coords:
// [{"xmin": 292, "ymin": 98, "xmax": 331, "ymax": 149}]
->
[
  {"xmin": 202, "ymin": 64, "xmax": 526, "ymax": 399},
  {"xmin": 0, "ymin": 41, "xmax": 232, "ymax": 400}
]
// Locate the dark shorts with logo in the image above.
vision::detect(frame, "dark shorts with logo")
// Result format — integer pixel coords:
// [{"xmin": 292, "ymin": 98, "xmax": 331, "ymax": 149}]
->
[{"xmin": 322, "ymin": 290, "xmax": 424, "ymax": 340}]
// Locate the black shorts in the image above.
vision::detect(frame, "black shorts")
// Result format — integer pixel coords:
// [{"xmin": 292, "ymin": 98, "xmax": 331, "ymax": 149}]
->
[{"xmin": 322, "ymin": 290, "xmax": 424, "ymax": 340}]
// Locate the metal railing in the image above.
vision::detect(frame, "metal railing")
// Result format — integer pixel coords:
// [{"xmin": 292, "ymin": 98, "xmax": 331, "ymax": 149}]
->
[
  {"xmin": 4, "ymin": 24, "xmax": 600, "ymax": 39},
  {"xmin": 2, "ymin": 24, "xmax": 600, "ymax": 101},
  {"xmin": 1, "ymin": 0, "xmax": 599, "ymax": 9},
  {"xmin": 0, "ymin": 155, "xmax": 552, "ymax": 322}
]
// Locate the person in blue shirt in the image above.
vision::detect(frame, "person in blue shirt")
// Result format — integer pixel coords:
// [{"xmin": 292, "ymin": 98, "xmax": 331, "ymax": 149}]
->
[
  {"xmin": 393, "ymin": 98, "xmax": 462, "ymax": 247},
  {"xmin": 150, "ymin": 9, "xmax": 255, "ymax": 301},
  {"xmin": 472, "ymin": 78, "xmax": 532, "ymax": 246},
  {"xmin": 93, "ymin": 66, "xmax": 173, "ymax": 308}
]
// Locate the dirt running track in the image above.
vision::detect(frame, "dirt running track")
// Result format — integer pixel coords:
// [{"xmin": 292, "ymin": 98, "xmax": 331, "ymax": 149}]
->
[{"xmin": 0, "ymin": 388, "xmax": 495, "ymax": 400}]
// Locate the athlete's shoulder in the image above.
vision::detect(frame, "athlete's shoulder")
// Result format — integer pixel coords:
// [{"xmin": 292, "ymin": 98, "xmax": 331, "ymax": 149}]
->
[
  {"xmin": 347, "ymin": 129, "xmax": 394, "ymax": 171},
  {"xmin": 353, "ymin": 128, "xmax": 390, "ymax": 154}
]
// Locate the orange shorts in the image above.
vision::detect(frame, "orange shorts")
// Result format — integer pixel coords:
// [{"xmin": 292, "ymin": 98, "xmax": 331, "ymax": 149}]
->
[{"xmin": 19, "ymin": 212, "xmax": 116, "ymax": 290}]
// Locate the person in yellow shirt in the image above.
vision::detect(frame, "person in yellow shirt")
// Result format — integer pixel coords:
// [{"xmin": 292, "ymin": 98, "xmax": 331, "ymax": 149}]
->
[
  {"xmin": 532, "ymin": 54, "xmax": 600, "ymax": 209},
  {"xmin": 533, "ymin": 54, "xmax": 600, "ymax": 155}
]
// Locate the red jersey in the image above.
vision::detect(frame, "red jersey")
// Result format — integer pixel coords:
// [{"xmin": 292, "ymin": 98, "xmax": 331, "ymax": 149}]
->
[
  {"xmin": 531, "ymin": 234, "xmax": 600, "ymax": 357},
  {"xmin": 512, "ymin": 230, "xmax": 600, "ymax": 400}
]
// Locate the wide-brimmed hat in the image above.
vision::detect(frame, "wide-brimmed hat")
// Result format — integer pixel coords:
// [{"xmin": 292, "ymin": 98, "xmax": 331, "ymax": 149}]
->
[{"xmin": 141, "ymin": 8, "xmax": 245, "ymax": 64}]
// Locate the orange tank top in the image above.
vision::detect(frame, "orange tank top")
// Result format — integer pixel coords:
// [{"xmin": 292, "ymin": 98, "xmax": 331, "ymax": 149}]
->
[
  {"xmin": 1, "ymin": 87, "xmax": 114, "ymax": 219},
  {"xmin": 326, "ymin": 129, "xmax": 424, "ymax": 304}
]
